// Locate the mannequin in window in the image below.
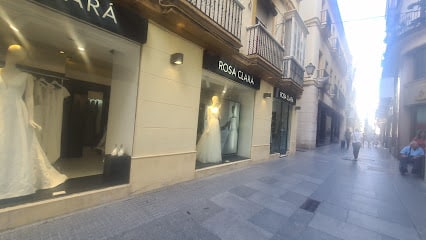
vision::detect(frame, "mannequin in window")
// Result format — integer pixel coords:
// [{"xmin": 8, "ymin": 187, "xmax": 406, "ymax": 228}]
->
[
  {"xmin": 196, "ymin": 95, "xmax": 222, "ymax": 163},
  {"xmin": 0, "ymin": 44, "xmax": 67, "ymax": 200},
  {"xmin": 223, "ymin": 103, "xmax": 239, "ymax": 154}
]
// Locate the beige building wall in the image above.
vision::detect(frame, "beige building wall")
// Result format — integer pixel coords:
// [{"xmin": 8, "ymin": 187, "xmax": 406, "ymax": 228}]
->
[
  {"xmin": 251, "ymin": 81, "xmax": 273, "ymax": 161},
  {"xmin": 397, "ymin": 29, "xmax": 426, "ymax": 148},
  {"xmin": 131, "ymin": 22, "xmax": 204, "ymax": 193},
  {"xmin": 296, "ymin": 84, "xmax": 318, "ymax": 149}
]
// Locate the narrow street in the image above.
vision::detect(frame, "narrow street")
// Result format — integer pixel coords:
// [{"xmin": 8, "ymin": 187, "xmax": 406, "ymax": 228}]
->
[{"xmin": 2, "ymin": 144, "xmax": 426, "ymax": 240}]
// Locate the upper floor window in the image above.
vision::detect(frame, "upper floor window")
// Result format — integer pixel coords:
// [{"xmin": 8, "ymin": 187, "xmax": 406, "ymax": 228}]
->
[
  {"xmin": 413, "ymin": 46, "xmax": 426, "ymax": 80},
  {"xmin": 256, "ymin": 0, "xmax": 277, "ymax": 30},
  {"xmin": 283, "ymin": 10, "xmax": 308, "ymax": 65}
]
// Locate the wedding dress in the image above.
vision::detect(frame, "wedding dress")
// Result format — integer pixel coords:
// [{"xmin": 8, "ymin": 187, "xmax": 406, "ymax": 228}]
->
[
  {"xmin": 196, "ymin": 105, "xmax": 222, "ymax": 163},
  {"xmin": 0, "ymin": 71, "xmax": 67, "ymax": 200}
]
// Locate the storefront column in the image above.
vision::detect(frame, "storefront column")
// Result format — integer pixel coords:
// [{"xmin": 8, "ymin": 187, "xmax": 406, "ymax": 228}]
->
[{"xmin": 251, "ymin": 82, "xmax": 274, "ymax": 161}]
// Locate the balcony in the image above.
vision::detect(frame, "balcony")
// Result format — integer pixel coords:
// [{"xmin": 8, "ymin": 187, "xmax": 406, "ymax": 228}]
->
[
  {"xmin": 246, "ymin": 24, "xmax": 285, "ymax": 73},
  {"xmin": 397, "ymin": 10, "xmax": 426, "ymax": 36},
  {"xmin": 328, "ymin": 37, "xmax": 340, "ymax": 55},
  {"xmin": 282, "ymin": 56, "xmax": 304, "ymax": 88},
  {"xmin": 122, "ymin": 0, "xmax": 244, "ymax": 54},
  {"xmin": 320, "ymin": 10, "xmax": 332, "ymax": 38},
  {"xmin": 317, "ymin": 69, "xmax": 330, "ymax": 89},
  {"xmin": 186, "ymin": 0, "xmax": 243, "ymax": 39},
  {"xmin": 334, "ymin": 89, "xmax": 346, "ymax": 108},
  {"xmin": 328, "ymin": 37, "xmax": 347, "ymax": 72}
]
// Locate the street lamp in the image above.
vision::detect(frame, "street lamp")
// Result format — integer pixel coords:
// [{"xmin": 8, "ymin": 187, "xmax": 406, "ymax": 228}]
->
[{"xmin": 305, "ymin": 62, "xmax": 316, "ymax": 76}]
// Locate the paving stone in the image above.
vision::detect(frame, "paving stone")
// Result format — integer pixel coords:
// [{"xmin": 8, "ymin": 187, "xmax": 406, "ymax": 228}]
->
[
  {"xmin": 248, "ymin": 208, "xmax": 289, "ymax": 234},
  {"xmin": 202, "ymin": 210, "xmax": 272, "ymax": 240},
  {"xmin": 229, "ymin": 185, "xmax": 257, "ymax": 199},
  {"xmin": 279, "ymin": 191, "xmax": 307, "ymax": 206},
  {"xmin": 347, "ymin": 210, "xmax": 420, "ymax": 240},
  {"xmin": 309, "ymin": 212, "xmax": 383, "ymax": 240},
  {"xmin": 109, "ymin": 210, "xmax": 220, "ymax": 240},
  {"xmin": 296, "ymin": 227, "xmax": 344, "ymax": 240},
  {"xmin": 289, "ymin": 180, "xmax": 320, "ymax": 197},
  {"xmin": 245, "ymin": 180, "xmax": 288, "ymax": 198},
  {"xmin": 316, "ymin": 201, "xmax": 348, "ymax": 222},
  {"xmin": 258, "ymin": 176, "xmax": 279, "ymax": 185},
  {"xmin": 210, "ymin": 191, "xmax": 263, "ymax": 220},
  {"xmin": 271, "ymin": 209, "xmax": 313, "ymax": 239},
  {"xmin": 248, "ymin": 191, "xmax": 297, "ymax": 217}
]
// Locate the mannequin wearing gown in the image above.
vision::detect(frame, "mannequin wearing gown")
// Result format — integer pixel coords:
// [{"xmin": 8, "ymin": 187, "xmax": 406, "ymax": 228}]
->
[
  {"xmin": 0, "ymin": 44, "xmax": 67, "ymax": 200},
  {"xmin": 196, "ymin": 95, "xmax": 222, "ymax": 163}
]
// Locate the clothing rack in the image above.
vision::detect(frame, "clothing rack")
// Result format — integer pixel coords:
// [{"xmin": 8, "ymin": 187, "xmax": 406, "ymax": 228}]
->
[{"xmin": 16, "ymin": 64, "xmax": 67, "ymax": 83}]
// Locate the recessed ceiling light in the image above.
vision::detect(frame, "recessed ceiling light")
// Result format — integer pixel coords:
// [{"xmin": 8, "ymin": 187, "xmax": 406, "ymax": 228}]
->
[
  {"xmin": 78, "ymin": 47, "xmax": 85, "ymax": 52},
  {"xmin": 59, "ymin": 50, "xmax": 65, "ymax": 54}
]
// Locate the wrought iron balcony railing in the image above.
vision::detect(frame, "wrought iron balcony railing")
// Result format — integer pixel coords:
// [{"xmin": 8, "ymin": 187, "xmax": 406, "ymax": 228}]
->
[
  {"xmin": 320, "ymin": 9, "xmax": 332, "ymax": 37},
  {"xmin": 282, "ymin": 57, "xmax": 304, "ymax": 87},
  {"xmin": 186, "ymin": 0, "xmax": 244, "ymax": 39},
  {"xmin": 397, "ymin": 10, "xmax": 425, "ymax": 36},
  {"xmin": 247, "ymin": 24, "xmax": 285, "ymax": 71}
]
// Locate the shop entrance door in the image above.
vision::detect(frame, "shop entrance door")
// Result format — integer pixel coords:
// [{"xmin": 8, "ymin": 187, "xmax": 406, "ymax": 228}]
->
[{"xmin": 270, "ymin": 100, "xmax": 290, "ymax": 154}]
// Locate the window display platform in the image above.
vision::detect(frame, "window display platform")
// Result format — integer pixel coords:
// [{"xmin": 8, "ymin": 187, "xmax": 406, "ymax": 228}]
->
[
  {"xmin": 196, "ymin": 154, "xmax": 248, "ymax": 169},
  {"xmin": 0, "ymin": 174, "xmax": 127, "ymax": 209}
]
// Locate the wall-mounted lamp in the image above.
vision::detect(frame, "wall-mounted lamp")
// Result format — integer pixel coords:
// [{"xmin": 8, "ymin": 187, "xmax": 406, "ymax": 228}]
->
[
  {"xmin": 304, "ymin": 62, "xmax": 316, "ymax": 76},
  {"xmin": 170, "ymin": 53, "xmax": 184, "ymax": 65},
  {"xmin": 263, "ymin": 92, "xmax": 272, "ymax": 99}
]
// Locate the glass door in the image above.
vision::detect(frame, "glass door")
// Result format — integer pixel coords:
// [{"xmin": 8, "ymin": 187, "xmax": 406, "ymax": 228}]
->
[{"xmin": 270, "ymin": 100, "xmax": 290, "ymax": 154}]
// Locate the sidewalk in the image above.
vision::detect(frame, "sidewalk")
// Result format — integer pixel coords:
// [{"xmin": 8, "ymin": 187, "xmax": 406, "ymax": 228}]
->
[{"xmin": 2, "ymin": 144, "xmax": 426, "ymax": 240}]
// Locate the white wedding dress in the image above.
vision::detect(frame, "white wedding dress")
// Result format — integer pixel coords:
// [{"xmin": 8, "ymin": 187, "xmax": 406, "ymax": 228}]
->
[
  {"xmin": 196, "ymin": 105, "xmax": 222, "ymax": 163},
  {"xmin": 0, "ymin": 71, "xmax": 67, "ymax": 200}
]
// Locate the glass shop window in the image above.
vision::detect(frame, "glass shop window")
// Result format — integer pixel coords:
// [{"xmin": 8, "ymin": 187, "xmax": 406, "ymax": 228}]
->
[
  {"xmin": 0, "ymin": 1, "xmax": 140, "ymax": 207},
  {"xmin": 196, "ymin": 71, "xmax": 255, "ymax": 169}
]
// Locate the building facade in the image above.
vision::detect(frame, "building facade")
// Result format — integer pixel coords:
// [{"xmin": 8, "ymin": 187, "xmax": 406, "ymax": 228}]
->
[
  {"xmin": 381, "ymin": 0, "xmax": 426, "ymax": 160},
  {"xmin": 296, "ymin": 0, "xmax": 353, "ymax": 149},
  {"xmin": 0, "ymin": 0, "xmax": 308, "ymax": 230}
]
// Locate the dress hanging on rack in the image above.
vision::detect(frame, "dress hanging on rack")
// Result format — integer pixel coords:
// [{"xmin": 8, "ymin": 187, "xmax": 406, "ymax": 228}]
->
[
  {"xmin": 33, "ymin": 77, "xmax": 70, "ymax": 163},
  {"xmin": 0, "ymin": 71, "xmax": 67, "ymax": 200}
]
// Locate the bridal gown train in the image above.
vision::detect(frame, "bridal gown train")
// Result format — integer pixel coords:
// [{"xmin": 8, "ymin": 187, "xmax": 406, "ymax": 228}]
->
[
  {"xmin": 0, "ymin": 71, "xmax": 67, "ymax": 200},
  {"xmin": 196, "ymin": 105, "xmax": 222, "ymax": 163}
]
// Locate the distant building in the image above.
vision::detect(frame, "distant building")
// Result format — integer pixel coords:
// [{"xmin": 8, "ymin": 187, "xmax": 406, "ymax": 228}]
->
[{"xmin": 297, "ymin": 0, "xmax": 354, "ymax": 149}]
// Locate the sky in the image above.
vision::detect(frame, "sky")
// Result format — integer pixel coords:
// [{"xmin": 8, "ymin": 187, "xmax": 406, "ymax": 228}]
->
[{"xmin": 337, "ymin": 0, "xmax": 387, "ymax": 126}]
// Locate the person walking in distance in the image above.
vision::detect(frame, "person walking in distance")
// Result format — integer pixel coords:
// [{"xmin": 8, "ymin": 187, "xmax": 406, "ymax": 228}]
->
[
  {"xmin": 344, "ymin": 128, "xmax": 352, "ymax": 150},
  {"xmin": 352, "ymin": 128, "xmax": 362, "ymax": 160}
]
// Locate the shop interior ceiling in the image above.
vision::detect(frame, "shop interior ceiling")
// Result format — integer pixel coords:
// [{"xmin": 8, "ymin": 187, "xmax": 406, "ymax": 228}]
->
[
  {"xmin": 202, "ymin": 75, "xmax": 246, "ymax": 100},
  {"xmin": 0, "ymin": 1, "xmax": 114, "ymax": 70}
]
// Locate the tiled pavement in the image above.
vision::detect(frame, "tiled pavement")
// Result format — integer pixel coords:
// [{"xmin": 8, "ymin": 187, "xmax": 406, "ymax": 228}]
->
[{"xmin": 2, "ymin": 145, "xmax": 426, "ymax": 240}]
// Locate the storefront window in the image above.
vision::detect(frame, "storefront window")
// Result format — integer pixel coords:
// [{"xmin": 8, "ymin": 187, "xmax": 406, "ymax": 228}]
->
[
  {"xmin": 196, "ymin": 71, "xmax": 255, "ymax": 169},
  {"xmin": 0, "ymin": 1, "xmax": 141, "ymax": 206}
]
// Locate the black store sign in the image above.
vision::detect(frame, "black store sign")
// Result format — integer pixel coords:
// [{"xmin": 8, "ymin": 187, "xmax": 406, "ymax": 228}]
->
[
  {"xmin": 30, "ymin": 0, "xmax": 148, "ymax": 43},
  {"xmin": 274, "ymin": 88, "xmax": 296, "ymax": 105},
  {"xmin": 203, "ymin": 54, "xmax": 260, "ymax": 89}
]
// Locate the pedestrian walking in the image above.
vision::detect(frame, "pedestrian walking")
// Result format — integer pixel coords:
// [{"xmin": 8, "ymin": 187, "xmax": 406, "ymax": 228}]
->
[
  {"xmin": 344, "ymin": 128, "xmax": 352, "ymax": 150},
  {"xmin": 352, "ymin": 128, "xmax": 362, "ymax": 160}
]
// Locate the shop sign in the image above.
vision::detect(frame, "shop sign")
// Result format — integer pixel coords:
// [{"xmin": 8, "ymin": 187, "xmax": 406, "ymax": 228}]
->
[
  {"xmin": 29, "ymin": 0, "xmax": 148, "ymax": 43},
  {"xmin": 274, "ymin": 88, "xmax": 296, "ymax": 105},
  {"xmin": 203, "ymin": 54, "xmax": 260, "ymax": 89}
]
